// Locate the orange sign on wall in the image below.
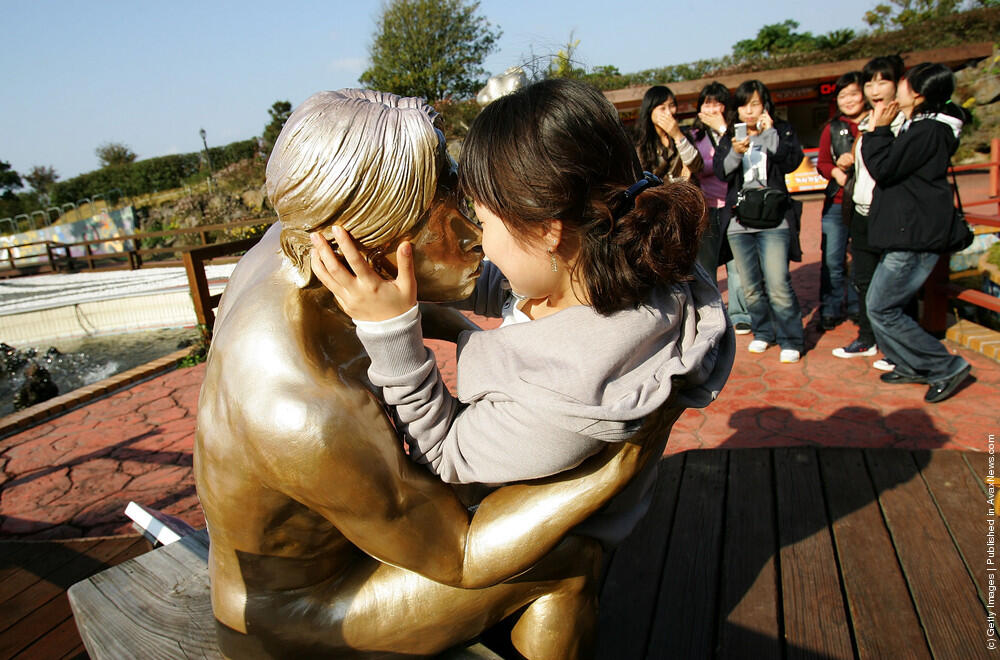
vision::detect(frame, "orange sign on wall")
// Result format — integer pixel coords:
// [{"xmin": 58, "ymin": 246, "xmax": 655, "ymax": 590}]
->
[{"xmin": 785, "ymin": 148, "xmax": 828, "ymax": 194}]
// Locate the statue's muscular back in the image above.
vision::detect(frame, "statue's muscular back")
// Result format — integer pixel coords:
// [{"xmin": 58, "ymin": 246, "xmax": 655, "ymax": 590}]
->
[{"xmin": 195, "ymin": 224, "xmax": 413, "ymax": 631}]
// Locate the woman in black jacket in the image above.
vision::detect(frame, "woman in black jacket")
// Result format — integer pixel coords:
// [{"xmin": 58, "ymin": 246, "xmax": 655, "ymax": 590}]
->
[
  {"xmin": 861, "ymin": 62, "xmax": 971, "ymax": 403},
  {"xmin": 714, "ymin": 80, "xmax": 805, "ymax": 363}
]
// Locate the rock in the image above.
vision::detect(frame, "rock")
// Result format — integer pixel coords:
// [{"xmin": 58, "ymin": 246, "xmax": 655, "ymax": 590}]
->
[
  {"xmin": 241, "ymin": 188, "xmax": 265, "ymax": 213},
  {"xmin": 974, "ymin": 75, "xmax": 1000, "ymax": 106},
  {"xmin": 1, "ymin": 343, "xmax": 26, "ymax": 375},
  {"xmin": 13, "ymin": 361, "xmax": 59, "ymax": 411}
]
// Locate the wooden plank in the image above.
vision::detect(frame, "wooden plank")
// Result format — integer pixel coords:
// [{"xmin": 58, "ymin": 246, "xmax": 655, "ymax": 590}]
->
[
  {"xmin": 866, "ymin": 449, "xmax": 987, "ymax": 658},
  {"xmin": 965, "ymin": 452, "xmax": 993, "ymax": 495},
  {"xmin": 717, "ymin": 449, "xmax": 780, "ymax": 658},
  {"xmin": 11, "ymin": 617, "xmax": 86, "ymax": 660},
  {"xmin": 818, "ymin": 450, "xmax": 930, "ymax": 659},
  {"xmin": 0, "ymin": 537, "xmax": 150, "ymax": 659},
  {"xmin": 58, "ymin": 646, "xmax": 86, "ymax": 660},
  {"xmin": 0, "ymin": 539, "xmax": 102, "ymax": 607},
  {"xmin": 0, "ymin": 536, "xmax": 148, "ymax": 633},
  {"xmin": 0, "ymin": 543, "xmax": 45, "ymax": 595},
  {"xmin": 597, "ymin": 455, "xmax": 685, "ymax": 659},
  {"xmin": 183, "ymin": 250, "xmax": 215, "ymax": 330},
  {"xmin": 68, "ymin": 532, "xmax": 220, "ymax": 659},
  {"xmin": 921, "ymin": 451, "xmax": 994, "ymax": 608},
  {"xmin": 645, "ymin": 450, "xmax": 728, "ymax": 658},
  {"xmin": 773, "ymin": 448, "xmax": 853, "ymax": 660},
  {"xmin": 0, "ymin": 595, "xmax": 75, "ymax": 660}
]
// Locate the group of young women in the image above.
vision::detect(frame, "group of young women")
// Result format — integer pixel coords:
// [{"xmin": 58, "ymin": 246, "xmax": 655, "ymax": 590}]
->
[
  {"xmin": 634, "ymin": 59, "xmax": 971, "ymax": 401},
  {"xmin": 637, "ymin": 78, "xmax": 805, "ymax": 363}
]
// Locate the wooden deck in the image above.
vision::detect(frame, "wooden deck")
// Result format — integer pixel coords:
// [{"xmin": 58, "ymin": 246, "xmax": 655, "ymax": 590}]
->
[
  {"xmin": 5, "ymin": 448, "xmax": 994, "ymax": 658},
  {"xmin": 0, "ymin": 534, "xmax": 151, "ymax": 659},
  {"xmin": 599, "ymin": 448, "xmax": 994, "ymax": 659}
]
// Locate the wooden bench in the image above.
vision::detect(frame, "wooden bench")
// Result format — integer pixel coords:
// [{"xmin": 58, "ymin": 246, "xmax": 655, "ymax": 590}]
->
[
  {"xmin": 65, "ymin": 449, "xmax": 994, "ymax": 658},
  {"xmin": 66, "ymin": 530, "xmax": 221, "ymax": 658},
  {"xmin": 66, "ymin": 530, "xmax": 502, "ymax": 658}
]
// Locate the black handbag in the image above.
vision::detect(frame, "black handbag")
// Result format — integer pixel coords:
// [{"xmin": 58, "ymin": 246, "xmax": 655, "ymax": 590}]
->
[
  {"xmin": 733, "ymin": 187, "xmax": 789, "ymax": 230},
  {"xmin": 945, "ymin": 165, "xmax": 974, "ymax": 253}
]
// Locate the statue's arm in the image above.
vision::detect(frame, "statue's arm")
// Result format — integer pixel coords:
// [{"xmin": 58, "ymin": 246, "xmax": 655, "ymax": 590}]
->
[
  {"xmin": 418, "ymin": 303, "xmax": 480, "ymax": 342},
  {"xmin": 272, "ymin": 387, "xmax": 672, "ymax": 589}
]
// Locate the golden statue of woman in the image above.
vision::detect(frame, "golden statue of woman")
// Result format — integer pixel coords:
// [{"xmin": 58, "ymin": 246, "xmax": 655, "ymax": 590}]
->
[{"xmin": 194, "ymin": 90, "xmax": 675, "ymax": 659}]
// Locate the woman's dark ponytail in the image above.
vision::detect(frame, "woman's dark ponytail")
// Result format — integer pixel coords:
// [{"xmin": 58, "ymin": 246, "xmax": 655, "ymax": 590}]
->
[{"xmin": 581, "ymin": 180, "xmax": 707, "ymax": 315}]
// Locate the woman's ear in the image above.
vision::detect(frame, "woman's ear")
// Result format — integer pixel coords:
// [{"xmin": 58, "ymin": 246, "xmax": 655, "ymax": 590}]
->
[{"xmin": 542, "ymin": 219, "xmax": 563, "ymax": 251}]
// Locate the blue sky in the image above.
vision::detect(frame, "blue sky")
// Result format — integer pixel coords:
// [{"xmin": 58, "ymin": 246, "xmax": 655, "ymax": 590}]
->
[{"xmin": 4, "ymin": 0, "xmax": 880, "ymax": 184}]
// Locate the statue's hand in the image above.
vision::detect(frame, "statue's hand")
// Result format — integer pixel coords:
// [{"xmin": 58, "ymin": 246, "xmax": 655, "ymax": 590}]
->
[{"xmin": 310, "ymin": 227, "xmax": 417, "ymax": 322}]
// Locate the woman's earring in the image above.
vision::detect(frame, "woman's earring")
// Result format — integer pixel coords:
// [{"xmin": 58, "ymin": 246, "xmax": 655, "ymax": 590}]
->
[{"xmin": 548, "ymin": 248, "xmax": 558, "ymax": 272}]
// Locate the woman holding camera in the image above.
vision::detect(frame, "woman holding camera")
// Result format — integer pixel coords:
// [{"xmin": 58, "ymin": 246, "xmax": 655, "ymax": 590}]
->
[{"xmin": 714, "ymin": 80, "xmax": 805, "ymax": 363}]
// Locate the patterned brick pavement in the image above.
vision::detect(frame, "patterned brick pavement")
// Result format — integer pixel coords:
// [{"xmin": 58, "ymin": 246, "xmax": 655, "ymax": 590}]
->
[{"xmin": 1, "ymin": 178, "xmax": 997, "ymax": 539}]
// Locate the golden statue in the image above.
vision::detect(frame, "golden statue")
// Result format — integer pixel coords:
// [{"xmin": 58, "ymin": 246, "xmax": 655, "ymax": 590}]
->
[{"xmin": 194, "ymin": 90, "xmax": 675, "ymax": 658}]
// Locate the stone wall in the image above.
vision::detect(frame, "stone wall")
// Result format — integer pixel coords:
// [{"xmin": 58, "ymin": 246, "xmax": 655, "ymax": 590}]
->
[{"xmin": 955, "ymin": 46, "xmax": 1000, "ymax": 163}]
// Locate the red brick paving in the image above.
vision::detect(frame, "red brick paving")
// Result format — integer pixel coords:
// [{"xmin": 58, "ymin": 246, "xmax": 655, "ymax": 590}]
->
[{"xmin": 1, "ymin": 174, "xmax": 997, "ymax": 539}]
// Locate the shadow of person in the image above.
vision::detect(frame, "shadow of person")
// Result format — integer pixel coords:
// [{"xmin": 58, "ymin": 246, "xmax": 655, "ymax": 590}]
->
[{"xmin": 597, "ymin": 405, "xmax": 948, "ymax": 659}]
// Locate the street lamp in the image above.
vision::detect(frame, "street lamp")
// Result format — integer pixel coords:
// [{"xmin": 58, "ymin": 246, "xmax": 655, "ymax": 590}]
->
[{"xmin": 200, "ymin": 128, "xmax": 214, "ymax": 193}]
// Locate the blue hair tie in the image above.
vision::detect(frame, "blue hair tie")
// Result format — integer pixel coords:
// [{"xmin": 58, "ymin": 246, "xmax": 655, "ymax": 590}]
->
[
  {"xmin": 616, "ymin": 171, "xmax": 663, "ymax": 219},
  {"xmin": 623, "ymin": 171, "xmax": 663, "ymax": 202}
]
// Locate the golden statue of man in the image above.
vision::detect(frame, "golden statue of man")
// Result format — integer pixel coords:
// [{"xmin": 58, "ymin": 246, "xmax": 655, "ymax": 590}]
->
[{"xmin": 194, "ymin": 90, "xmax": 671, "ymax": 658}]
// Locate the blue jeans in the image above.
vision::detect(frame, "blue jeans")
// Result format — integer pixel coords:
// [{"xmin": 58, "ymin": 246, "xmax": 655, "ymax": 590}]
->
[
  {"xmin": 866, "ymin": 250, "xmax": 969, "ymax": 381},
  {"xmin": 696, "ymin": 208, "xmax": 725, "ymax": 286},
  {"xmin": 728, "ymin": 228, "xmax": 804, "ymax": 351},
  {"xmin": 726, "ymin": 261, "xmax": 750, "ymax": 325},
  {"xmin": 820, "ymin": 203, "xmax": 859, "ymax": 319}
]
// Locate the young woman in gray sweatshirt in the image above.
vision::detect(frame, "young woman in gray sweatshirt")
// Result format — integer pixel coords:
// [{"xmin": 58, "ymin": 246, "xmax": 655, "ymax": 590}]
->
[{"xmin": 311, "ymin": 79, "xmax": 735, "ymax": 546}]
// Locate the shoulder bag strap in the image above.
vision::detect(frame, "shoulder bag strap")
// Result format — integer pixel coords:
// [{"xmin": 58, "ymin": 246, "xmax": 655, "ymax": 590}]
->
[{"xmin": 949, "ymin": 161, "xmax": 963, "ymax": 214}]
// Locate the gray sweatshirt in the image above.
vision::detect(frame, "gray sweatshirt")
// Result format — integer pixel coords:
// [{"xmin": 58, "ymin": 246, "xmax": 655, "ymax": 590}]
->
[{"xmin": 355, "ymin": 262, "xmax": 734, "ymax": 542}]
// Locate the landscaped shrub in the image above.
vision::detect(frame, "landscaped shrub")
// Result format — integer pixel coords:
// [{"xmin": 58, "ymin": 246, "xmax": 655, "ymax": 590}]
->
[{"xmin": 51, "ymin": 139, "xmax": 260, "ymax": 204}]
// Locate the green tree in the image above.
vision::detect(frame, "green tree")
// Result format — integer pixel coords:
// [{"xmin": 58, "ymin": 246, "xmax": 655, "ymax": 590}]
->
[
  {"xmin": 547, "ymin": 35, "xmax": 586, "ymax": 79},
  {"xmin": 815, "ymin": 28, "xmax": 857, "ymax": 49},
  {"xmin": 0, "ymin": 160, "xmax": 23, "ymax": 194},
  {"xmin": 261, "ymin": 100, "xmax": 292, "ymax": 155},
  {"xmin": 732, "ymin": 20, "xmax": 819, "ymax": 59},
  {"xmin": 24, "ymin": 165, "xmax": 58, "ymax": 196},
  {"xmin": 0, "ymin": 161, "xmax": 25, "ymax": 221},
  {"xmin": 360, "ymin": 0, "xmax": 501, "ymax": 102},
  {"xmin": 95, "ymin": 142, "xmax": 137, "ymax": 168},
  {"xmin": 864, "ymin": 0, "xmax": 994, "ymax": 31}
]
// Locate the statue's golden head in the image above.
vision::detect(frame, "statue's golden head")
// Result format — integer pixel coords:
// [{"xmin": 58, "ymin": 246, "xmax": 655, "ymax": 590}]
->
[{"xmin": 266, "ymin": 89, "xmax": 448, "ymax": 287}]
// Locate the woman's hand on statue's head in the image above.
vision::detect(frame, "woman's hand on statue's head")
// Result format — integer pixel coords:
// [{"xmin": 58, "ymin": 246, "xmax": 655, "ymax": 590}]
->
[{"xmin": 310, "ymin": 227, "xmax": 417, "ymax": 322}]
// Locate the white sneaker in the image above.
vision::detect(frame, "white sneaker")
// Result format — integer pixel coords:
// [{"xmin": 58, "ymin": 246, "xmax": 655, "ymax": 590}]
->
[
  {"xmin": 780, "ymin": 349, "xmax": 801, "ymax": 363},
  {"xmin": 873, "ymin": 358, "xmax": 896, "ymax": 371},
  {"xmin": 748, "ymin": 339, "xmax": 770, "ymax": 353},
  {"xmin": 832, "ymin": 340, "xmax": 878, "ymax": 358}
]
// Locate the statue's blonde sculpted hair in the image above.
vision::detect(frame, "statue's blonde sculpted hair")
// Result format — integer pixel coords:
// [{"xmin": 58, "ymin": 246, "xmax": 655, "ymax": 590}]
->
[{"xmin": 266, "ymin": 89, "xmax": 443, "ymax": 286}]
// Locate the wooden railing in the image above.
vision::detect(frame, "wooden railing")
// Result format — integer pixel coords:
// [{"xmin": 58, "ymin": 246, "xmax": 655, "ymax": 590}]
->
[
  {"xmin": 0, "ymin": 217, "xmax": 274, "ymax": 277},
  {"xmin": 182, "ymin": 236, "xmax": 265, "ymax": 332}
]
